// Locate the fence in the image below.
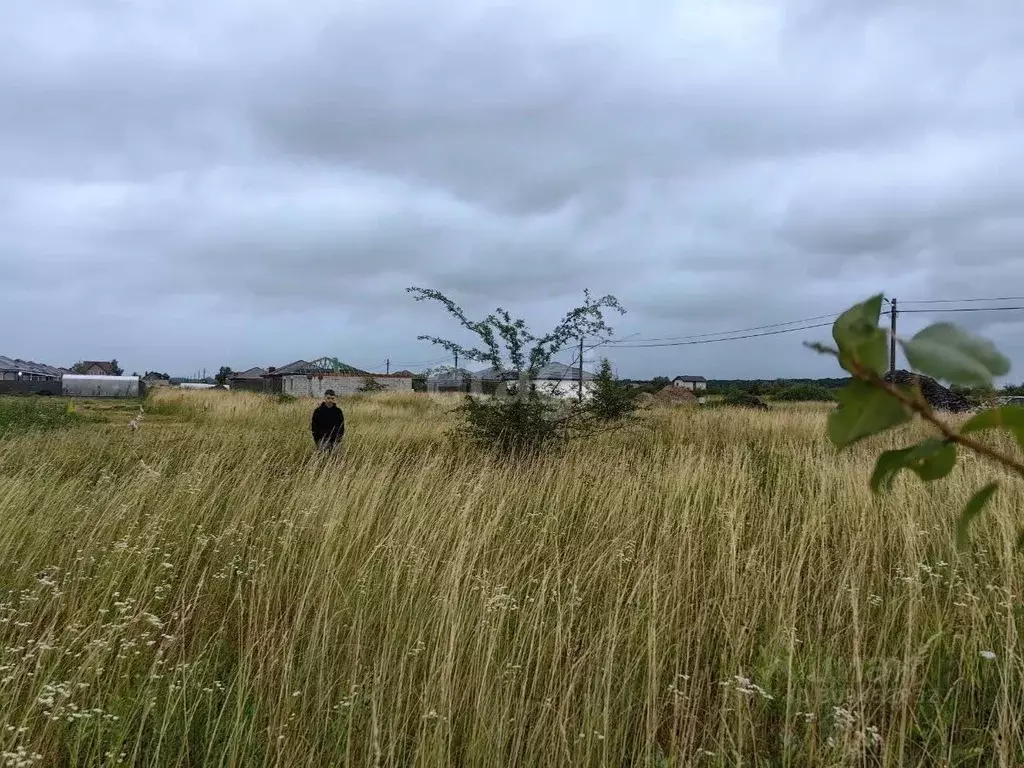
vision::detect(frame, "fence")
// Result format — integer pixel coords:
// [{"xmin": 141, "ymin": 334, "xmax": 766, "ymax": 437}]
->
[{"xmin": 0, "ymin": 380, "xmax": 62, "ymax": 396}]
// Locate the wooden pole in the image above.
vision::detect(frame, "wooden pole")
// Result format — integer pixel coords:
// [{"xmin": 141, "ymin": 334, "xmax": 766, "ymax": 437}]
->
[
  {"xmin": 578, "ymin": 336, "xmax": 584, "ymax": 402},
  {"xmin": 889, "ymin": 297, "xmax": 898, "ymax": 373}
]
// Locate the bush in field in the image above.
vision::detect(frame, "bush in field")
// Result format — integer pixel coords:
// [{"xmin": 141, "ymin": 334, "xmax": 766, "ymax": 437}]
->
[
  {"xmin": 719, "ymin": 389, "xmax": 769, "ymax": 410},
  {"xmin": 773, "ymin": 383, "xmax": 835, "ymax": 402},
  {"xmin": 407, "ymin": 287, "xmax": 640, "ymax": 454},
  {"xmin": 0, "ymin": 397, "xmax": 82, "ymax": 437},
  {"xmin": 585, "ymin": 358, "xmax": 643, "ymax": 424},
  {"xmin": 358, "ymin": 377, "xmax": 386, "ymax": 393}
]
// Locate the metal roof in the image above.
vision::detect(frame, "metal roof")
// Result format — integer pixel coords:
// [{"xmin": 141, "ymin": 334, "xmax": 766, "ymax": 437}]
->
[
  {"xmin": 230, "ymin": 367, "xmax": 268, "ymax": 378},
  {"xmin": 472, "ymin": 362, "xmax": 596, "ymax": 382},
  {"xmin": 264, "ymin": 358, "xmax": 369, "ymax": 376},
  {"xmin": 0, "ymin": 356, "xmax": 65, "ymax": 378}
]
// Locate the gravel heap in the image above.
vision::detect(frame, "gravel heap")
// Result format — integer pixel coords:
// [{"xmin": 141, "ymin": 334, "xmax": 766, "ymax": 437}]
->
[
  {"xmin": 653, "ymin": 386, "xmax": 697, "ymax": 406},
  {"xmin": 883, "ymin": 369, "xmax": 972, "ymax": 412}
]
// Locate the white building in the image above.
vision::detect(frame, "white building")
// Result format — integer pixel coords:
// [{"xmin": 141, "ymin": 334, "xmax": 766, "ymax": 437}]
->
[
  {"xmin": 62, "ymin": 374, "xmax": 140, "ymax": 398},
  {"xmin": 474, "ymin": 362, "xmax": 598, "ymax": 400},
  {"xmin": 672, "ymin": 375, "xmax": 707, "ymax": 391}
]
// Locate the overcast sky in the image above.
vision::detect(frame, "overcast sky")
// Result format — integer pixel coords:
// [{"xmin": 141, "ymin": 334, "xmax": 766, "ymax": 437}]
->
[{"xmin": 3, "ymin": 0, "xmax": 1024, "ymax": 381}]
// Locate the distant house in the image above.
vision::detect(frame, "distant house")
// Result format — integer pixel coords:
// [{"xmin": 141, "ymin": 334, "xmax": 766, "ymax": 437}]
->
[
  {"xmin": 0, "ymin": 356, "xmax": 63, "ymax": 382},
  {"xmin": 262, "ymin": 357, "xmax": 413, "ymax": 397},
  {"xmin": 227, "ymin": 367, "xmax": 269, "ymax": 393},
  {"xmin": 0, "ymin": 355, "xmax": 64, "ymax": 394},
  {"xmin": 80, "ymin": 361, "xmax": 117, "ymax": 376},
  {"xmin": 472, "ymin": 361, "xmax": 598, "ymax": 400},
  {"xmin": 672, "ymin": 375, "xmax": 707, "ymax": 392},
  {"xmin": 426, "ymin": 367, "xmax": 474, "ymax": 393},
  {"xmin": 141, "ymin": 372, "xmax": 172, "ymax": 387}
]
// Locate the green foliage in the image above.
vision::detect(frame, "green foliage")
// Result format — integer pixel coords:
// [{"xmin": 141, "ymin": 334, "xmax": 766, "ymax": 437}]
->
[
  {"xmin": 650, "ymin": 376, "xmax": 671, "ymax": 390},
  {"xmin": 454, "ymin": 394, "xmax": 567, "ymax": 455},
  {"xmin": 957, "ymin": 483, "xmax": 999, "ymax": 548},
  {"xmin": 585, "ymin": 358, "xmax": 642, "ymax": 423},
  {"xmin": 870, "ymin": 439, "xmax": 957, "ymax": 492},
  {"xmin": 358, "ymin": 377, "xmax": 387, "ymax": 393},
  {"xmin": 831, "ymin": 294, "xmax": 888, "ymax": 376},
  {"xmin": 0, "ymin": 397, "xmax": 83, "ymax": 437},
  {"xmin": 809, "ymin": 294, "xmax": 1024, "ymax": 548},
  {"xmin": 407, "ymin": 287, "xmax": 633, "ymax": 455},
  {"xmin": 275, "ymin": 393, "xmax": 297, "ymax": 404},
  {"xmin": 406, "ymin": 286, "xmax": 624, "ymax": 380},
  {"xmin": 719, "ymin": 390, "xmax": 769, "ymax": 410},
  {"xmin": 959, "ymin": 405, "xmax": 1024, "ymax": 452},
  {"xmin": 900, "ymin": 323, "xmax": 1011, "ymax": 386},
  {"xmin": 772, "ymin": 383, "xmax": 835, "ymax": 402},
  {"xmin": 828, "ymin": 381, "xmax": 911, "ymax": 448},
  {"xmin": 216, "ymin": 366, "xmax": 234, "ymax": 386}
]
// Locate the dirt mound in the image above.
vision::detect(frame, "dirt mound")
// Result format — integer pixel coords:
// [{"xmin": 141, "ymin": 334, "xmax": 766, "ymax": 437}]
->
[
  {"xmin": 883, "ymin": 369, "xmax": 971, "ymax": 412},
  {"xmin": 653, "ymin": 386, "xmax": 697, "ymax": 406}
]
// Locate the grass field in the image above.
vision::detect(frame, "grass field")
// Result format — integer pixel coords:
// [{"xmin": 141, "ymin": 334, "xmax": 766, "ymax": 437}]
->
[{"xmin": 0, "ymin": 389, "xmax": 1021, "ymax": 766}]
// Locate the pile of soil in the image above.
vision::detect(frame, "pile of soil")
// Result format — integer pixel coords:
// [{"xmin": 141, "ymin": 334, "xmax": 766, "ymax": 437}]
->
[
  {"xmin": 653, "ymin": 386, "xmax": 697, "ymax": 406},
  {"xmin": 883, "ymin": 369, "xmax": 972, "ymax": 412},
  {"xmin": 637, "ymin": 392, "xmax": 657, "ymax": 408}
]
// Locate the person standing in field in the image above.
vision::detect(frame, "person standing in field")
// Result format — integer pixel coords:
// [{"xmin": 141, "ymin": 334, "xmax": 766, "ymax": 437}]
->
[{"xmin": 311, "ymin": 389, "xmax": 344, "ymax": 452}]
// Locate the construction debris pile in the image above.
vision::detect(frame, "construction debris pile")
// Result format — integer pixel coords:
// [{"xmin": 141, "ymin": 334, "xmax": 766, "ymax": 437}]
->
[
  {"xmin": 883, "ymin": 369, "xmax": 972, "ymax": 413},
  {"xmin": 653, "ymin": 386, "xmax": 698, "ymax": 406}
]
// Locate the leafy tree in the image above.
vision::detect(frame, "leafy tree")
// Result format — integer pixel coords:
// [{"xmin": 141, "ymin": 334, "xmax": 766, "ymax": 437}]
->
[
  {"xmin": 807, "ymin": 294, "xmax": 1024, "ymax": 547},
  {"xmin": 110, "ymin": 359, "xmax": 124, "ymax": 376},
  {"xmin": 70, "ymin": 361, "xmax": 89, "ymax": 374},
  {"xmin": 215, "ymin": 366, "xmax": 234, "ymax": 386},
  {"xmin": 407, "ymin": 287, "xmax": 630, "ymax": 454},
  {"xmin": 585, "ymin": 358, "xmax": 643, "ymax": 423},
  {"xmin": 359, "ymin": 377, "xmax": 386, "ymax": 392},
  {"xmin": 651, "ymin": 376, "xmax": 671, "ymax": 390}
]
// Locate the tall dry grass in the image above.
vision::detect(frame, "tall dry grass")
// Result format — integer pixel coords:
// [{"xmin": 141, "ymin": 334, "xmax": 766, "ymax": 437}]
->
[{"xmin": 0, "ymin": 389, "xmax": 1020, "ymax": 766}]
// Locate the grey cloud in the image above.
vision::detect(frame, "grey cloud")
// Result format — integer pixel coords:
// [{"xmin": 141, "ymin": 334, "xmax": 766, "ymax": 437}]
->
[{"xmin": 2, "ymin": 0, "xmax": 1024, "ymax": 379}]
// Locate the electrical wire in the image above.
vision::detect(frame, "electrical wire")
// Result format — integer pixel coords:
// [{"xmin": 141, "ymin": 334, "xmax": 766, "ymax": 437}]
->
[
  {"xmin": 601, "ymin": 312, "xmax": 842, "ymax": 345},
  {"xmin": 897, "ymin": 306, "xmax": 1024, "ymax": 314},
  {"xmin": 598, "ymin": 302, "xmax": 1024, "ymax": 350},
  {"xmin": 899, "ymin": 296, "xmax": 1024, "ymax": 305},
  {"xmin": 596, "ymin": 320, "xmax": 836, "ymax": 349}
]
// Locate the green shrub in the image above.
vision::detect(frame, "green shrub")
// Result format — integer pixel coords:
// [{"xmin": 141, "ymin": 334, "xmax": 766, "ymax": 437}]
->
[
  {"xmin": 773, "ymin": 384, "xmax": 836, "ymax": 402},
  {"xmin": 0, "ymin": 397, "xmax": 83, "ymax": 437}
]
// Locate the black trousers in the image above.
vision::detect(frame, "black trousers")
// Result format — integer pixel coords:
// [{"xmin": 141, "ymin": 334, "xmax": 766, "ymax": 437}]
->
[{"xmin": 315, "ymin": 437, "xmax": 340, "ymax": 452}]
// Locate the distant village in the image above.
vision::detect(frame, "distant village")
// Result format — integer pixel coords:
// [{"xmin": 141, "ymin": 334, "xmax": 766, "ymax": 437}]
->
[{"xmin": 0, "ymin": 353, "xmax": 711, "ymax": 400}]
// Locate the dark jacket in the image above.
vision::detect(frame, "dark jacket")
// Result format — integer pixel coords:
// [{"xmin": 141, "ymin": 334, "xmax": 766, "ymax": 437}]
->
[{"xmin": 311, "ymin": 402, "xmax": 344, "ymax": 445}]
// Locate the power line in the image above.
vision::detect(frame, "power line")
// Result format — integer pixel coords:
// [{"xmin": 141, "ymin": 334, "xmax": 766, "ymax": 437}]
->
[
  {"xmin": 900, "ymin": 296, "xmax": 1024, "ymax": 305},
  {"xmin": 597, "ymin": 320, "xmax": 836, "ymax": 349},
  {"xmin": 598, "ymin": 302, "xmax": 1024, "ymax": 350},
  {"xmin": 897, "ymin": 306, "xmax": 1024, "ymax": 314},
  {"xmin": 602, "ymin": 312, "xmax": 841, "ymax": 345}
]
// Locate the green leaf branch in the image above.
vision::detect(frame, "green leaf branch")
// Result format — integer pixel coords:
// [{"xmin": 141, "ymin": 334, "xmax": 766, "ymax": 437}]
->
[{"xmin": 808, "ymin": 294, "xmax": 1024, "ymax": 547}]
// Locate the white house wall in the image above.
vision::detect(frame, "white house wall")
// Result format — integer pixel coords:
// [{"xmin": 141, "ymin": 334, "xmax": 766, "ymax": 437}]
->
[
  {"xmin": 502, "ymin": 379, "xmax": 597, "ymax": 400},
  {"xmin": 62, "ymin": 375, "xmax": 140, "ymax": 398},
  {"xmin": 282, "ymin": 375, "xmax": 413, "ymax": 397}
]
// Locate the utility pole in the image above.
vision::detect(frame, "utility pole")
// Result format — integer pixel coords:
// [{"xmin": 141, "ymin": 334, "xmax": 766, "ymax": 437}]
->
[
  {"xmin": 386, "ymin": 358, "xmax": 390, "ymax": 375},
  {"xmin": 889, "ymin": 297, "xmax": 898, "ymax": 374},
  {"xmin": 454, "ymin": 351, "xmax": 458, "ymax": 371},
  {"xmin": 578, "ymin": 336, "xmax": 585, "ymax": 402}
]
